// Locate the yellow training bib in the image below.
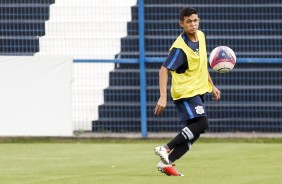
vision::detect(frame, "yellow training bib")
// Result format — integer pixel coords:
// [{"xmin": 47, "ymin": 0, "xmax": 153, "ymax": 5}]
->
[{"xmin": 169, "ymin": 30, "xmax": 212, "ymax": 100}]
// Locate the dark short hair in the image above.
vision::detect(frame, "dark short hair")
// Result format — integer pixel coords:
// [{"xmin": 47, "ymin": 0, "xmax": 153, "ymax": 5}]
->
[{"xmin": 179, "ymin": 7, "xmax": 198, "ymax": 21}]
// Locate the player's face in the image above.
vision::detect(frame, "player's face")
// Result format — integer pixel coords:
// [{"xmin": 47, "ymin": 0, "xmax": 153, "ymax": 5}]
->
[{"xmin": 179, "ymin": 14, "xmax": 200, "ymax": 35}]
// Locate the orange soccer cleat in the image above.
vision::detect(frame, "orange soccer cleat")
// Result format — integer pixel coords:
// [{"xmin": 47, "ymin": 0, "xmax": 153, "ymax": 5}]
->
[{"xmin": 157, "ymin": 161, "xmax": 184, "ymax": 176}]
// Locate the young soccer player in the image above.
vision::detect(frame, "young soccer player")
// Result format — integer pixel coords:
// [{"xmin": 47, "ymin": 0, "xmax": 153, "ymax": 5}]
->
[{"xmin": 154, "ymin": 7, "xmax": 221, "ymax": 176}]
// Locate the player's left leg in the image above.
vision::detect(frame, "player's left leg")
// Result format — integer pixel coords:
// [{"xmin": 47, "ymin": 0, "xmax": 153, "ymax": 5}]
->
[
  {"xmin": 168, "ymin": 134, "xmax": 200, "ymax": 163},
  {"xmin": 166, "ymin": 116, "xmax": 208, "ymax": 150},
  {"xmin": 155, "ymin": 116, "xmax": 208, "ymax": 164},
  {"xmin": 155, "ymin": 95, "xmax": 208, "ymax": 164}
]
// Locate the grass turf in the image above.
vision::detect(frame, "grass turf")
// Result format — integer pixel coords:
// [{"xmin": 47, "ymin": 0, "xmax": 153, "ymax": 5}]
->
[{"xmin": 0, "ymin": 139, "xmax": 281, "ymax": 184}]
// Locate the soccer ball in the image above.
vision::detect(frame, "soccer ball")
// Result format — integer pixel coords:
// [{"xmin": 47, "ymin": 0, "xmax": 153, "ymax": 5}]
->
[{"xmin": 209, "ymin": 46, "xmax": 236, "ymax": 73}]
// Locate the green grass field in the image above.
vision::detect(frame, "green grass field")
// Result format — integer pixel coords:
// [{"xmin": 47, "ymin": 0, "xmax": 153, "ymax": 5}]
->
[{"xmin": 0, "ymin": 138, "xmax": 281, "ymax": 184}]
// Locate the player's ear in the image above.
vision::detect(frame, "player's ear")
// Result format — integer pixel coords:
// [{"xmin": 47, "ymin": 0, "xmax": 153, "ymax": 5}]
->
[{"xmin": 179, "ymin": 21, "xmax": 184, "ymax": 28}]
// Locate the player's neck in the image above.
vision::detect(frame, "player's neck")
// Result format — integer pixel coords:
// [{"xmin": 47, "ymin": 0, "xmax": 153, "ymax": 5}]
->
[{"xmin": 185, "ymin": 32, "xmax": 198, "ymax": 42}]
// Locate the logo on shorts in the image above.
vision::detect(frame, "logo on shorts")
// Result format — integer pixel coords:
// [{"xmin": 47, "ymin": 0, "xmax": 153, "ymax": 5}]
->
[{"xmin": 195, "ymin": 105, "xmax": 205, "ymax": 114}]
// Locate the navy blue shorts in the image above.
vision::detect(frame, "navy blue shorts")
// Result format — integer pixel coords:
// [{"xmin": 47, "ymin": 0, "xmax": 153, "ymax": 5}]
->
[{"xmin": 174, "ymin": 95, "xmax": 207, "ymax": 122}]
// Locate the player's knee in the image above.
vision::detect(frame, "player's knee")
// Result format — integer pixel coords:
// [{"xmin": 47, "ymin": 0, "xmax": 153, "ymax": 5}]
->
[
  {"xmin": 197, "ymin": 116, "xmax": 209, "ymax": 132},
  {"xmin": 185, "ymin": 116, "xmax": 209, "ymax": 137}
]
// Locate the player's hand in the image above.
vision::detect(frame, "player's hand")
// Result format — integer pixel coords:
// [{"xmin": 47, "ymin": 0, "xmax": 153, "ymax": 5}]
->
[
  {"xmin": 212, "ymin": 86, "xmax": 221, "ymax": 101},
  {"xmin": 154, "ymin": 97, "xmax": 167, "ymax": 116}
]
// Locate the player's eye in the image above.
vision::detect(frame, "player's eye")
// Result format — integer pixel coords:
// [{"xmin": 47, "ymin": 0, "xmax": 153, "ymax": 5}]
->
[{"xmin": 186, "ymin": 19, "xmax": 199, "ymax": 24}]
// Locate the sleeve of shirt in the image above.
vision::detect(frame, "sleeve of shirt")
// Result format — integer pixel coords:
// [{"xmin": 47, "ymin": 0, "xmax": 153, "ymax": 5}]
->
[{"xmin": 162, "ymin": 48, "xmax": 187, "ymax": 71}]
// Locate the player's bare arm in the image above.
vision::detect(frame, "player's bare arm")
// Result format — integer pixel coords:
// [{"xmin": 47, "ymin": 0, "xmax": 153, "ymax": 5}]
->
[
  {"xmin": 154, "ymin": 66, "xmax": 169, "ymax": 115},
  {"xmin": 208, "ymin": 72, "xmax": 221, "ymax": 101}
]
